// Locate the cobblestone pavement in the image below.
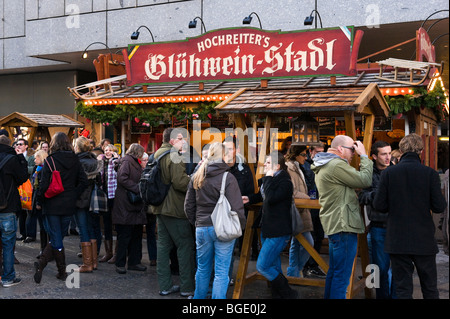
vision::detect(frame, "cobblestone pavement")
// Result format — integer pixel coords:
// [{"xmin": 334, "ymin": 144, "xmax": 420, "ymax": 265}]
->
[{"xmin": 1, "ymin": 231, "xmax": 448, "ymax": 300}]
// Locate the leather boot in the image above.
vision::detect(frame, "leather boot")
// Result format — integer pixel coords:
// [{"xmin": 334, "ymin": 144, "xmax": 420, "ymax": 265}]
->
[
  {"xmin": 271, "ymin": 273, "xmax": 298, "ymax": 299},
  {"xmin": 77, "ymin": 242, "xmax": 93, "ymax": 273},
  {"xmin": 107, "ymin": 240, "xmax": 118, "ymax": 264},
  {"xmin": 91, "ymin": 239, "xmax": 98, "ymax": 270},
  {"xmin": 53, "ymin": 248, "xmax": 67, "ymax": 281},
  {"xmin": 98, "ymin": 240, "xmax": 113, "ymax": 263},
  {"xmin": 33, "ymin": 243, "xmax": 53, "ymax": 283}
]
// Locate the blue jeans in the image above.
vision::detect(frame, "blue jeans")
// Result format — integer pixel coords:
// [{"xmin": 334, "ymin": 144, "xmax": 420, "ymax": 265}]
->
[
  {"xmin": 370, "ymin": 226, "xmax": 396, "ymax": 299},
  {"xmin": 43, "ymin": 214, "xmax": 72, "ymax": 250},
  {"xmin": 257, "ymin": 235, "xmax": 290, "ymax": 281},
  {"xmin": 0, "ymin": 213, "xmax": 17, "ymax": 282},
  {"xmin": 75, "ymin": 208, "xmax": 102, "ymax": 248},
  {"xmin": 194, "ymin": 226, "xmax": 235, "ymax": 299},
  {"xmin": 324, "ymin": 232, "xmax": 358, "ymax": 299},
  {"xmin": 287, "ymin": 231, "xmax": 314, "ymax": 277}
]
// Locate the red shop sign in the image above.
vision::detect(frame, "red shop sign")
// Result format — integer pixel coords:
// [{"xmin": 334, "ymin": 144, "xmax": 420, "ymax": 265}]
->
[{"xmin": 123, "ymin": 26, "xmax": 360, "ymax": 86}]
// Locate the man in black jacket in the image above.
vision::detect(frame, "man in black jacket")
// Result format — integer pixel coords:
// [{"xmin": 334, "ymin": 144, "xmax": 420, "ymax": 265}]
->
[
  {"xmin": 0, "ymin": 135, "xmax": 29, "ymax": 287},
  {"xmin": 223, "ymin": 136, "xmax": 256, "ymax": 258},
  {"xmin": 359, "ymin": 140, "xmax": 394, "ymax": 299},
  {"xmin": 373, "ymin": 134, "xmax": 447, "ymax": 299}
]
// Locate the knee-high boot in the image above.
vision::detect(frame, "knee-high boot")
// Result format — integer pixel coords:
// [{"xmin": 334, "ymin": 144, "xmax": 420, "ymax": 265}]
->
[
  {"xmin": 98, "ymin": 239, "xmax": 113, "ymax": 263},
  {"xmin": 271, "ymin": 274, "xmax": 298, "ymax": 299},
  {"xmin": 91, "ymin": 239, "xmax": 98, "ymax": 270},
  {"xmin": 77, "ymin": 242, "xmax": 93, "ymax": 273},
  {"xmin": 53, "ymin": 248, "xmax": 67, "ymax": 281},
  {"xmin": 33, "ymin": 243, "xmax": 53, "ymax": 283}
]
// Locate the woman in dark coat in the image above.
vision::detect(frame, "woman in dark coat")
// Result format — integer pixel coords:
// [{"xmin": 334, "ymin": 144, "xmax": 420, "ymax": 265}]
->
[
  {"xmin": 112, "ymin": 143, "xmax": 147, "ymax": 274},
  {"xmin": 34, "ymin": 132, "xmax": 87, "ymax": 283},
  {"xmin": 243, "ymin": 151, "xmax": 297, "ymax": 299},
  {"xmin": 74, "ymin": 136, "xmax": 103, "ymax": 273}
]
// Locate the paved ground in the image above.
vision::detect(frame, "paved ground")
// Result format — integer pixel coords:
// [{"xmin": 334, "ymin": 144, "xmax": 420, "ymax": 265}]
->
[{"xmin": 1, "ymin": 231, "xmax": 448, "ymax": 300}]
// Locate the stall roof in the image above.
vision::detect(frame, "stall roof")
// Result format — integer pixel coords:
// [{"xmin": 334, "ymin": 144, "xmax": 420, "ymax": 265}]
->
[
  {"xmin": 215, "ymin": 83, "xmax": 390, "ymax": 118},
  {"xmin": 0, "ymin": 112, "xmax": 84, "ymax": 128},
  {"xmin": 68, "ymin": 70, "xmax": 416, "ymax": 104}
]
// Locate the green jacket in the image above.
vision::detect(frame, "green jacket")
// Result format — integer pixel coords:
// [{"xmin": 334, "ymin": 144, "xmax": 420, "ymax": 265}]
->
[
  {"xmin": 151, "ymin": 143, "xmax": 191, "ymax": 219},
  {"xmin": 311, "ymin": 153, "xmax": 373, "ymax": 235}
]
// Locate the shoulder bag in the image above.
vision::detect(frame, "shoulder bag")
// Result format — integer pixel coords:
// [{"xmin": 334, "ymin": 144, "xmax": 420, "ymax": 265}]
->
[
  {"xmin": 210, "ymin": 172, "xmax": 242, "ymax": 241},
  {"xmin": 291, "ymin": 199, "xmax": 304, "ymax": 236}
]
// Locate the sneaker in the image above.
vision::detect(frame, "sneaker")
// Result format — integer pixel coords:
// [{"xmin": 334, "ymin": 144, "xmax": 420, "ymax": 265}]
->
[
  {"xmin": 23, "ymin": 237, "xmax": 36, "ymax": 243},
  {"xmin": 2, "ymin": 277, "xmax": 21, "ymax": 287},
  {"xmin": 180, "ymin": 291, "xmax": 194, "ymax": 297},
  {"xmin": 305, "ymin": 267, "xmax": 327, "ymax": 279},
  {"xmin": 159, "ymin": 285, "xmax": 180, "ymax": 296}
]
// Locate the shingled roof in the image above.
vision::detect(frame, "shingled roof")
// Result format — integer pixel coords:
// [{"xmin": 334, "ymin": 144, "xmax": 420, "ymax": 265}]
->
[
  {"xmin": 0, "ymin": 112, "xmax": 84, "ymax": 128},
  {"xmin": 215, "ymin": 83, "xmax": 390, "ymax": 118}
]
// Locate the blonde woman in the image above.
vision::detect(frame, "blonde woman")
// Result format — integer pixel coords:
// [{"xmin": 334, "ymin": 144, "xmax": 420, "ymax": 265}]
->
[
  {"xmin": 30, "ymin": 150, "xmax": 49, "ymax": 256},
  {"xmin": 184, "ymin": 142, "xmax": 246, "ymax": 299}
]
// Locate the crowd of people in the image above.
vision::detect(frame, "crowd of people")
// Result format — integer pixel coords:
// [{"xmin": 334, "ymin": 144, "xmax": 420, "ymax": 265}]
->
[{"xmin": 0, "ymin": 127, "xmax": 447, "ymax": 299}]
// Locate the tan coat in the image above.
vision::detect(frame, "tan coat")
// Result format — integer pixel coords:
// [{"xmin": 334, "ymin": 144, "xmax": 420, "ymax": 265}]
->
[{"xmin": 286, "ymin": 160, "xmax": 313, "ymax": 233}]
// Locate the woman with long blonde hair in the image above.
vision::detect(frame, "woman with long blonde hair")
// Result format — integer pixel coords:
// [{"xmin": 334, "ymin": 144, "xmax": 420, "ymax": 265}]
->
[{"xmin": 185, "ymin": 142, "xmax": 246, "ymax": 299}]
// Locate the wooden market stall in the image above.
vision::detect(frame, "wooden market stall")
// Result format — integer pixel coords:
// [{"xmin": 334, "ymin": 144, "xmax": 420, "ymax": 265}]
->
[
  {"xmin": 215, "ymin": 80, "xmax": 390, "ymax": 299},
  {"xmin": 0, "ymin": 112, "xmax": 84, "ymax": 144}
]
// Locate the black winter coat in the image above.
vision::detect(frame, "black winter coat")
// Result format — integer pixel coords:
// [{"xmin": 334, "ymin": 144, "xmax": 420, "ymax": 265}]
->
[
  {"xmin": 0, "ymin": 144, "xmax": 29, "ymax": 214},
  {"xmin": 373, "ymin": 152, "xmax": 447, "ymax": 255},
  {"xmin": 38, "ymin": 151, "xmax": 88, "ymax": 216},
  {"xmin": 248, "ymin": 169, "xmax": 293, "ymax": 238},
  {"xmin": 359, "ymin": 162, "xmax": 389, "ymax": 227},
  {"xmin": 112, "ymin": 155, "xmax": 146, "ymax": 225}
]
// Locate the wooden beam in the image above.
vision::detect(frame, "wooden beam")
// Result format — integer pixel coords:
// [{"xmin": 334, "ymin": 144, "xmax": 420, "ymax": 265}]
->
[
  {"xmin": 344, "ymin": 111, "xmax": 359, "ymax": 168},
  {"xmin": 255, "ymin": 115, "xmax": 275, "ymax": 181},
  {"xmin": 363, "ymin": 113, "xmax": 375, "ymax": 154}
]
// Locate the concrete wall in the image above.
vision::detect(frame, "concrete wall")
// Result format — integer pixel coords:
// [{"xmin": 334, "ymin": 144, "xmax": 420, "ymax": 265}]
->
[
  {"xmin": 1, "ymin": 0, "xmax": 449, "ymax": 71},
  {"xmin": 0, "ymin": 70, "xmax": 78, "ymax": 117}
]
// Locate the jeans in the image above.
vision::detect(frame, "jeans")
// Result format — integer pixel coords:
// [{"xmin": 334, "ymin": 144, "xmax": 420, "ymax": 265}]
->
[
  {"xmin": 25, "ymin": 210, "xmax": 37, "ymax": 238},
  {"xmin": 324, "ymin": 232, "xmax": 358, "ymax": 299},
  {"xmin": 256, "ymin": 235, "xmax": 290, "ymax": 281},
  {"xmin": 0, "ymin": 213, "xmax": 17, "ymax": 282},
  {"xmin": 287, "ymin": 231, "xmax": 314, "ymax": 277},
  {"xmin": 370, "ymin": 226, "xmax": 396, "ymax": 299},
  {"xmin": 194, "ymin": 226, "xmax": 235, "ymax": 299},
  {"xmin": 43, "ymin": 214, "xmax": 72, "ymax": 250},
  {"xmin": 75, "ymin": 208, "xmax": 102, "ymax": 249}
]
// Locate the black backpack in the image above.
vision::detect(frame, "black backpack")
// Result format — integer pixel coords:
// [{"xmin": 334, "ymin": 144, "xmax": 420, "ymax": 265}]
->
[
  {"xmin": 139, "ymin": 150, "xmax": 172, "ymax": 206},
  {"xmin": 0, "ymin": 154, "xmax": 14, "ymax": 210}
]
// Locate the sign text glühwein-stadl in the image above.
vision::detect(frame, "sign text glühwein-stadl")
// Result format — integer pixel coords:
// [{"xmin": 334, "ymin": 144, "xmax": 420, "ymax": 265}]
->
[{"xmin": 123, "ymin": 27, "xmax": 357, "ymax": 86}]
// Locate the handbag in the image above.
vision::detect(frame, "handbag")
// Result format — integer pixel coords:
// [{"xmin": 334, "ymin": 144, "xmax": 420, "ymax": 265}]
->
[
  {"xmin": 210, "ymin": 172, "xmax": 242, "ymax": 241},
  {"xmin": 127, "ymin": 190, "xmax": 143, "ymax": 204},
  {"xmin": 44, "ymin": 157, "xmax": 64, "ymax": 198},
  {"xmin": 291, "ymin": 199, "xmax": 304, "ymax": 236},
  {"xmin": 90, "ymin": 184, "xmax": 108, "ymax": 214},
  {"xmin": 18, "ymin": 179, "xmax": 33, "ymax": 210}
]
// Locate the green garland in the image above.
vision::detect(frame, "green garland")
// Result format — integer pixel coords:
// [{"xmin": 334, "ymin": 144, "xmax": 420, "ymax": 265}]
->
[
  {"xmin": 75, "ymin": 101, "xmax": 220, "ymax": 126},
  {"xmin": 384, "ymin": 82, "xmax": 448, "ymax": 122}
]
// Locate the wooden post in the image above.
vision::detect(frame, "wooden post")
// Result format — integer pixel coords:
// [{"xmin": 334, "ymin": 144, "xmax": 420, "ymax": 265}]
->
[{"xmin": 255, "ymin": 115, "xmax": 274, "ymax": 181}]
